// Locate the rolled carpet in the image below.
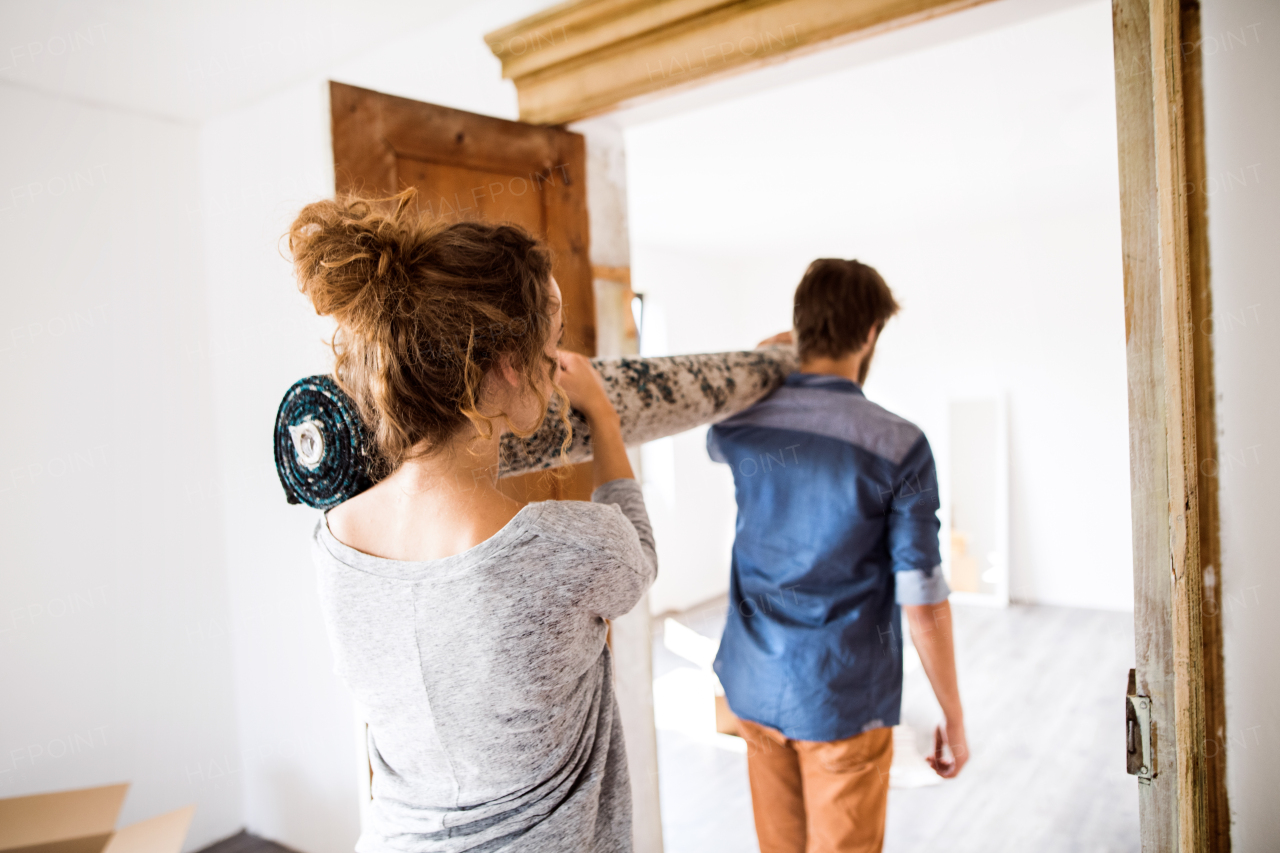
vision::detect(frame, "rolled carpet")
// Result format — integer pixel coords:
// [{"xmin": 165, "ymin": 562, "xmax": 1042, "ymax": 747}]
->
[
  {"xmin": 274, "ymin": 374, "xmax": 378, "ymax": 509},
  {"xmin": 274, "ymin": 346, "xmax": 797, "ymax": 509}
]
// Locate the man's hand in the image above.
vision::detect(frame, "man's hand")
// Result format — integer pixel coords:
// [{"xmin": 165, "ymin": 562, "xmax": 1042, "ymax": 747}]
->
[
  {"xmin": 928, "ymin": 718, "xmax": 969, "ymax": 778},
  {"xmin": 756, "ymin": 330, "xmax": 794, "ymax": 348}
]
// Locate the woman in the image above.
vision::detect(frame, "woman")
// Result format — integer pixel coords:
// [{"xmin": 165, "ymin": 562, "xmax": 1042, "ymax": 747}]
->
[{"xmin": 289, "ymin": 193, "xmax": 657, "ymax": 852}]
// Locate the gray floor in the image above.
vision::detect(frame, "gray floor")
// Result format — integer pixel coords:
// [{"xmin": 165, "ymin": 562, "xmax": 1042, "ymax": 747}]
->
[{"xmin": 653, "ymin": 599, "xmax": 1139, "ymax": 853}]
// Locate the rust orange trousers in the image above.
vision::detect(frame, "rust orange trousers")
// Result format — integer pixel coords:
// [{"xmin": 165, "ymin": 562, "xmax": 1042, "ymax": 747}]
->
[{"xmin": 738, "ymin": 719, "xmax": 894, "ymax": 853}]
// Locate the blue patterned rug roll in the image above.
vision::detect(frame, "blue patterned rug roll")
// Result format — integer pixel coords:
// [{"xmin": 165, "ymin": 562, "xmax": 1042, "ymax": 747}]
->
[
  {"xmin": 274, "ymin": 375, "xmax": 376, "ymax": 509},
  {"xmin": 274, "ymin": 347, "xmax": 797, "ymax": 509}
]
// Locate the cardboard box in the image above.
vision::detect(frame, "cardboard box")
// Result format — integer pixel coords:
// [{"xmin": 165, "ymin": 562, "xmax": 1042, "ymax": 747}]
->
[{"xmin": 0, "ymin": 783, "xmax": 193, "ymax": 853}]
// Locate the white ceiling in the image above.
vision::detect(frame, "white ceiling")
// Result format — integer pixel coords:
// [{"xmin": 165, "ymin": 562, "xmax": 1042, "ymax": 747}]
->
[
  {"xmin": 2, "ymin": 0, "xmax": 1100, "ymax": 126},
  {"xmin": 0, "ymin": 0, "xmax": 468, "ymax": 122}
]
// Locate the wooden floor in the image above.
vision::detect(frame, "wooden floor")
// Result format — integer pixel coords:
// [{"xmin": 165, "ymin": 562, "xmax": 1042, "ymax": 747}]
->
[
  {"xmin": 196, "ymin": 831, "xmax": 298, "ymax": 853},
  {"xmin": 653, "ymin": 599, "xmax": 1139, "ymax": 853}
]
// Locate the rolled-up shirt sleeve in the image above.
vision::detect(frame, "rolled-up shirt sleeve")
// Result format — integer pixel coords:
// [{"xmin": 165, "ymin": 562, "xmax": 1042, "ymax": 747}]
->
[
  {"xmin": 895, "ymin": 566, "xmax": 951, "ymax": 605},
  {"xmin": 887, "ymin": 436, "xmax": 948, "ymax": 606}
]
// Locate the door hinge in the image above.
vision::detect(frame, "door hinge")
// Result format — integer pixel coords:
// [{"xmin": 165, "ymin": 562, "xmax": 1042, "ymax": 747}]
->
[{"xmin": 1126, "ymin": 668, "xmax": 1154, "ymax": 784}]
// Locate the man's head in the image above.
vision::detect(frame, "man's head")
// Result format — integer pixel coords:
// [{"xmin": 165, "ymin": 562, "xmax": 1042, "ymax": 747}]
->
[{"xmin": 793, "ymin": 259, "xmax": 899, "ymax": 382}]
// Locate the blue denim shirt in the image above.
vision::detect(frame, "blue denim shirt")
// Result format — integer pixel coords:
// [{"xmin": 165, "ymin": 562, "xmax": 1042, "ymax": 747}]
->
[{"xmin": 707, "ymin": 372, "xmax": 948, "ymax": 742}]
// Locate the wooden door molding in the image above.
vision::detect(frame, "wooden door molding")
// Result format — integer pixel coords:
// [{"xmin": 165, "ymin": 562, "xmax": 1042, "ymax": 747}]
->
[
  {"xmin": 1113, "ymin": 0, "xmax": 1220, "ymax": 847},
  {"xmin": 484, "ymin": 0, "xmax": 999, "ymax": 124},
  {"xmin": 1178, "ymin": 1, "xmax": 1228, "ymax": 847}
]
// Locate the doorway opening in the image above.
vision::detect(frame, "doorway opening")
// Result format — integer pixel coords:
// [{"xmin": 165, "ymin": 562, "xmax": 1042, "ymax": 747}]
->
[{"xmin": 617, "ymin": 1, "xmax": 1138, "ymax": 848}]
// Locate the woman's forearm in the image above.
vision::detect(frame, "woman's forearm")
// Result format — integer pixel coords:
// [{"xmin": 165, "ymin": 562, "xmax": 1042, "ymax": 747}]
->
[{"xmin": 585, "ymin": 410, "xmax": 634, "ymax": 488}]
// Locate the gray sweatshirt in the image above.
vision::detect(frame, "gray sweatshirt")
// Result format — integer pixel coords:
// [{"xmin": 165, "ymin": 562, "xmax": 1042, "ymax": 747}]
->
[{"xmin": 312, "ymin": 479, "xmax": 657, "ymax": 853}]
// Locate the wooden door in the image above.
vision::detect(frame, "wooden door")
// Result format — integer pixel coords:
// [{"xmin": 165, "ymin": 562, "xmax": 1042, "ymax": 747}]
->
[{"xmin": 329, "ymin": 81, "xmax": 595, "ymax": 502}]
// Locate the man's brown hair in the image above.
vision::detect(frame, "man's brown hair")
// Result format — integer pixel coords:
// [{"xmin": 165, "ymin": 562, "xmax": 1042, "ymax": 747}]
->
[{"xmin": 793, "ymin": 259, "xmax": 899, "ymax": 364}]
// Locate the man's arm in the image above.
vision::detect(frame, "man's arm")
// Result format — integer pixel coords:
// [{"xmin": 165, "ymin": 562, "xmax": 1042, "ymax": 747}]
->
[
  {"xmin": 885, "ymin": 435, "xmax": 966, "ymax": 777},
  {"xmin": 904, "ymin": 600, "xmax": 968, "ymax": 778}
]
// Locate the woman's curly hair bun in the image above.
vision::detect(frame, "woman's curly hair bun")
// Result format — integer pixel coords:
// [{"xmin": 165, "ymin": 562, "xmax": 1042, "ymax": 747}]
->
[{"xmin": 288, "ymin": 189, "xmax": 564, "ymax": 474}]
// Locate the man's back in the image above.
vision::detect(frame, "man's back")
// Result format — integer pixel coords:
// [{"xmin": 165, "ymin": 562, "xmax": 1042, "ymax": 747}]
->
[
  {"xmin": 708, "ymin": 372, "xmax": 947, "ymax": 742},
  {"xmin": 714, "ymin": 260, "xmax": 965, "ymax": 853}
]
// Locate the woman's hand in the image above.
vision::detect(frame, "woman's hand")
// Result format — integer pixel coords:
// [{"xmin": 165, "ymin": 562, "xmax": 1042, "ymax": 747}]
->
[
  {"xmin": 558, "ymin": 350, "xmax": 632, "ymax": 485},
  {"xmin": 757, "ymin": 330, "xmax": 794, "ymax": 348},
  {"xmin": 557, "ymin": 351, "xmax": 615, "ymax": 423}
]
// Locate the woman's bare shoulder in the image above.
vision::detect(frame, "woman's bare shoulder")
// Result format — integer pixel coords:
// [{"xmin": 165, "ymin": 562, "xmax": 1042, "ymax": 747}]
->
[
  {"xmin": 326, "ymin": 479, "xmax": 523, "ymax": 562},
  {"xmin": 322, "ymin": 480, "xmax": 403, "ymax": 558}
]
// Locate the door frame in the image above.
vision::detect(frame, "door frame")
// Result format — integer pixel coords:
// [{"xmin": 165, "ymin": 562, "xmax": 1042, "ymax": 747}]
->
[{"xmin": 487, "ymin": 0, "xmax": 1225, "ymax": 850}]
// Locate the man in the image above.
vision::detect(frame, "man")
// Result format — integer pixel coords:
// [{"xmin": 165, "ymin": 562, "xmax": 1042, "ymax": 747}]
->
[{"xmin": 708, "ymin": 259, "xmax": 967, "ymax": 853}]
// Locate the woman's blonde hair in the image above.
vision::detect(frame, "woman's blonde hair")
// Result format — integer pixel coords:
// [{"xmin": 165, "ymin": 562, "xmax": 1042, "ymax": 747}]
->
[{"xmin": 288, "ymin": 190, "xmax": 567, "ymax": 474}]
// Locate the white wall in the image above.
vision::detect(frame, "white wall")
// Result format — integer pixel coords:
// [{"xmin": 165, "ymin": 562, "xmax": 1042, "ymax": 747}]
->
[
  {"xmin": 1198, "ymin": 0, "xmax": 1280, "ymax": 848},
  {"xmin": 197, "ymin": 80, "xmax": 358, "ymax": 851},
  {"xmin": 0, "ymin": 85, "xmax": 242, "ymax": 848},
  {"xmin": 626, "ymin": 0, "xmax": 1134, "ymax": 614}
]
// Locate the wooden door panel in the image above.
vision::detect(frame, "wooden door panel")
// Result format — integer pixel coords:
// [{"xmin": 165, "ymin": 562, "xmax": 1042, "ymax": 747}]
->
[
  {"xmin": 378, "ymin": 95, "xmax": 564, "ymax": 176},
  {"xmin": 331, "ymin": 82, "xmax": 595, "ymax": 503},
  {"xmin": 537, "ymin": 132, "xmax": 593, "ymax": 356},
  {"xmin": 395, "ymin": 157, "xmax": 547, "ymax": 229}
]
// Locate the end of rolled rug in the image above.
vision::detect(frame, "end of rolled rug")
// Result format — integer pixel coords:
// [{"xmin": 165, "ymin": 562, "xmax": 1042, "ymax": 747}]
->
[{"xmin": 273, "ymin": 375, "xmax": 377, "ymax": 509}]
